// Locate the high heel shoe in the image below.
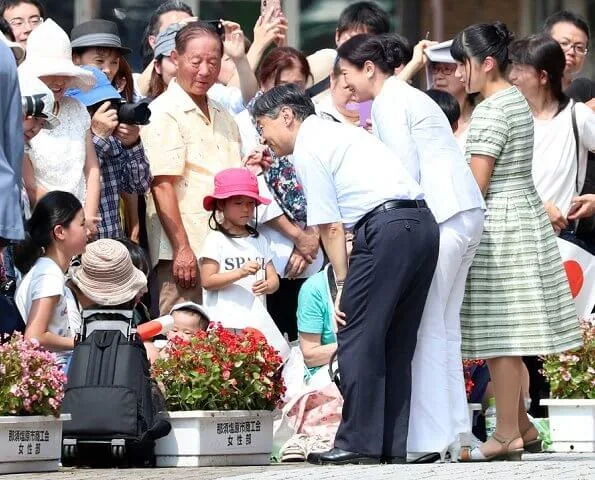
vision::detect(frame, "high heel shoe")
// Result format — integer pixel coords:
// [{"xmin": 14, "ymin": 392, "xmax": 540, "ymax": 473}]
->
[
  {"xmin": 521, "ymin": 427, "xmax": 543, "ymax": 453},
  {"xmin": 458, "ymin": 434, "xmax": 524, "ymax": 462}
]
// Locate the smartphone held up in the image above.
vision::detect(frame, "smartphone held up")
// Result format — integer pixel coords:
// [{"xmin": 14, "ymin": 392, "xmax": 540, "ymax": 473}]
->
[{"xmin": 261, "ymin": 0, "xmax": 282, "ymax": 16}]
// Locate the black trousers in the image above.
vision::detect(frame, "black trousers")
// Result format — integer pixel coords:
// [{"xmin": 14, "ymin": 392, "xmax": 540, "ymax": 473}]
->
[{"xmin": 334, "ymin": 206, "xmax": 440, "ymax": 458}]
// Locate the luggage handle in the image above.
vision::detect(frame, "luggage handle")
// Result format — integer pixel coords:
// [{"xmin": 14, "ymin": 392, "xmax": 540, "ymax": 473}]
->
[
  {"xmin": 86, "ymin": 320, "xmax": 131, "ymax": 340},
  {"xmin": 81, "ymin": 310, "xmax": 135, "ymax": 341}
]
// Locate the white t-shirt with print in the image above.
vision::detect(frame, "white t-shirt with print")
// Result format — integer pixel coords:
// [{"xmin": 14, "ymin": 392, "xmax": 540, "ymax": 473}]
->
[
  {"xmin": 200, "ymin": 230, "xmax": 273, "ymax": 330},
  {"xmin": 15, "ymin": 257, "xmax": 73, "ymax": 363}
]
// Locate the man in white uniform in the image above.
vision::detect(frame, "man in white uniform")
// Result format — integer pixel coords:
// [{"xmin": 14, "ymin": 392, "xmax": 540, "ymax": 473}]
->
[{"xmin": 253, "ymin": 84, "xmax": 440, "ymax": 465}]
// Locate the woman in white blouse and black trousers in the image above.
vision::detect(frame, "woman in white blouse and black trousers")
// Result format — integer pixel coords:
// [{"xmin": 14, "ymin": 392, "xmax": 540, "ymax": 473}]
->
[{"xmin": 253, "ymin": 84, "xmax": 440, "ymax": 465}]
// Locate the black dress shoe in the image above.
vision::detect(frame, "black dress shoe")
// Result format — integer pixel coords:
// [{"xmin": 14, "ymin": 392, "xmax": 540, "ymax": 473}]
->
[
  {"xmin": 408, "ymin": 452, "xmax": 442, "ymax": 464},
  {"xmin": 307, "ymin": 448, "xmax": 380, "ymax": 465}
]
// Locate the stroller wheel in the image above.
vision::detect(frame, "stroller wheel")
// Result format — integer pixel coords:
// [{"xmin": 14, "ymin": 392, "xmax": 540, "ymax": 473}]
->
[
  {"xmin": 111, "ymin": 444, "xmax": 126, "ymax": 459},
  {"xmin": 61, "ymin": 443, "xmax": 78, "ymax": 465}
]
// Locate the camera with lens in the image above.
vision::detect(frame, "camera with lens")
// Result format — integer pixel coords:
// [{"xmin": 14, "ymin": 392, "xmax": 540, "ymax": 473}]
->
[
  {"xmin": 110, "ymin": 101, "xmax": 151, "ymax": 126},
  {"xmin": 22, "ymin": 94, "xmax": 46, "ymax": 118}
]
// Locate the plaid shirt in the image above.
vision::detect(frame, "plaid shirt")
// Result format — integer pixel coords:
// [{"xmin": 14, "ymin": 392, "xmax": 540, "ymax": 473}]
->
[{"xmin": 93, "ymin": 135, "xmax": 152, "ymax": 239}]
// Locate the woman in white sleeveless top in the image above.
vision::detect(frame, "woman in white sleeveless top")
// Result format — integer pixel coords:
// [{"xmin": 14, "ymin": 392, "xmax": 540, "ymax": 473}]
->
[{"xmin": 18, "ymin": 19, "xmax": 100, "ymax": 236}]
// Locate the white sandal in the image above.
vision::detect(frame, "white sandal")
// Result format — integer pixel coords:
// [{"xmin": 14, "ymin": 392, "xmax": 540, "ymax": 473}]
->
[{"xmin": 459, "ymin": 434, "xmax": 523, "ymax": 462}]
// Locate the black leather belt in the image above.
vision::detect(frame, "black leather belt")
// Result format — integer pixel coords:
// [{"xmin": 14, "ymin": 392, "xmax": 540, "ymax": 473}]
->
[{"xmin": 354, "ymin": 199, "xmax": 427, "ymax": 231}]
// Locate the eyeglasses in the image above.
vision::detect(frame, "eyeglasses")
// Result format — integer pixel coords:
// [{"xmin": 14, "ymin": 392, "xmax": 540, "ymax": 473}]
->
[
  {"xmin": 559, "ymin": 40, "xmax": 588, "ymax": 56},
  {"xmin": 431, "ymin": 63, "xmax": 456, "ymax": 76},
  {"xmin": 8, "ymin": 15, "xmax": 43, "ymax": 29}
]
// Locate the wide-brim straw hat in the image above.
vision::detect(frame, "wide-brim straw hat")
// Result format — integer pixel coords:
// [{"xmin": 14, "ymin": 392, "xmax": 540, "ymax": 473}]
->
[
  {"xmin": 0, "ymin": 32, "xmax": 25, "ymax": 65},
  {"xmin": 18, "ymin": 19, "xmax": 95, "ymax": 91},
  {"xmin": 70, "ymin": 239, "xmax": 147, "ymax": 306}
]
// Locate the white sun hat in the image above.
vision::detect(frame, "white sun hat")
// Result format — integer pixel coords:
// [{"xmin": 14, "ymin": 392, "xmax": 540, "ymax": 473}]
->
[
  {"xmin": 0, "ymin": 31, "xmax": 25, "ymax": 65},
  {"xmin": 18, "ymin": 72, "xmax": 60, "ymax": 129},
  {"xmin": 18, "ymin": 19, "xmax": 95, "ymax": 91}
]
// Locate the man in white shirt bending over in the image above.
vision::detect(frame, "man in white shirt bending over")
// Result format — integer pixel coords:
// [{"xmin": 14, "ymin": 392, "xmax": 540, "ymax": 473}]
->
[{"xmin": 252, "ymin": 84, "xmax": 440, "ymax": 465}]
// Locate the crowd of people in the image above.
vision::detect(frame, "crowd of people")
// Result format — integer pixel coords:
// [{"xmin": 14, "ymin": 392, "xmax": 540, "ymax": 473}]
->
[{"xmin": 0, "ymin": 0, "xmax": 593, "ymax": 467}]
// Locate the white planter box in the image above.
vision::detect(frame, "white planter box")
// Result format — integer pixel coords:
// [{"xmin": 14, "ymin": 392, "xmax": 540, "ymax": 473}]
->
[
  {"xmin": 155, "ymin": 410, "xmax": 273, "ymax": 467},
  {"xmin": 0, "ymin": 414, "xmax": 71, "ymax": 474},
  {"xmin": 541, "ymin": 399, "xmax": 595, "ymax": 452}
]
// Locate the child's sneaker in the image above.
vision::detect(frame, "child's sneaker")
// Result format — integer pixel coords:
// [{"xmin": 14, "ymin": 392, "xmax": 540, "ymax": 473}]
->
[{"xmin": 280, "ymin": 434, "xmax": 308, "ymax": 462}]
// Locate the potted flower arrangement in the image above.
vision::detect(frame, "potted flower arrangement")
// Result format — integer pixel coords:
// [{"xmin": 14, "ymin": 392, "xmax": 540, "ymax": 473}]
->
[
  {"xmin": 152, "ymin": 325, "xmax": 285, "ymax": 467},
  {"xmin": 0, "ymin": 333, "xmax": 70, "ymax": 474},
  {"xmin": 541, "ymin": 316, "xmax": 595, "ymax": 452}
]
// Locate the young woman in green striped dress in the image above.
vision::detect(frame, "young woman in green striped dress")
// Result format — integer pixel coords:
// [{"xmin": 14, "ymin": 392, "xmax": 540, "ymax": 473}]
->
[{"xmin": 451, "ymin": 22, "xmax": 582, "ymax": 462}]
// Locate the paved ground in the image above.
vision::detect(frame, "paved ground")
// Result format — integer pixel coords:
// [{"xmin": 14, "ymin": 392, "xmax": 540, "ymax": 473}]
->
[{"xmin": 10, "ymin": 453, "xmax": 595, "ymax": 480}]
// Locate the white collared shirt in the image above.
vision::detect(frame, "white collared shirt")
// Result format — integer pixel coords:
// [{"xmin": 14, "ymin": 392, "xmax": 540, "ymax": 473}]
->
[
  {"xmin": 372, "ymin": 77, "xmax": 485, "ymax": 223},
  {"xmin": 292, "ymin": 116, "xmax": 424, "ymax": 229}
]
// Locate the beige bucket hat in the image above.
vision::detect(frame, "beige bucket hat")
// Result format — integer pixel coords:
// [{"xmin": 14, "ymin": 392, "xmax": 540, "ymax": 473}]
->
[{"xmin": 70, "ymin": 239, "xmax": 147, "ymax": 306}]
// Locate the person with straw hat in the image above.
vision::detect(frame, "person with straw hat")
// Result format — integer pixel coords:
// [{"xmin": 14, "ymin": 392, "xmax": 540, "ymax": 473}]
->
[
  {"xmin": 70, "ymin": 238, "xmax": 147, "ymax": 310},
  {"xmin": 19, "ymin": 19, "xmax": 101, "ymax": 240}
]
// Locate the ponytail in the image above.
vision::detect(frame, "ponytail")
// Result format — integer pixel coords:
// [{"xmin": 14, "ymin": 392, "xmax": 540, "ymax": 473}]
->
[
  {"xmin": 451, "ymin": 22, "xmax": 514, "ymax": 74},
  {"xmin": 13, "ymin": 191, "xmax": 82, "ymax": 274}
]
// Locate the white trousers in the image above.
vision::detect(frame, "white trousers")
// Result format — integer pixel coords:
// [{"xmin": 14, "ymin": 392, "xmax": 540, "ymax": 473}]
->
[{"xmin": 407, "ymin": 208, "xmax": 485, "ymax": 454}]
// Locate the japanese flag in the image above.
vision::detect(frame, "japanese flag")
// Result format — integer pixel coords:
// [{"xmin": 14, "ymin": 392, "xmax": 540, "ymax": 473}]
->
[{"xmin": 556, "ymin": 237, "xmax": 595, "ymax": 316}]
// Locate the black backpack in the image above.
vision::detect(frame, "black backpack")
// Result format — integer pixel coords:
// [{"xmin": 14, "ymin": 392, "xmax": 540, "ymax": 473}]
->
[{"xmin": 60, "ymin": 310, "xmax": 170, "ymax": 467}]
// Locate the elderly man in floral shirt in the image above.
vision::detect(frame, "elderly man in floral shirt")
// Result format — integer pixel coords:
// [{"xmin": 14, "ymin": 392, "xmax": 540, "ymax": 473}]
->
[{"xmin": 68, "ymin": 66, "xmax": 151, "ymax": 239}]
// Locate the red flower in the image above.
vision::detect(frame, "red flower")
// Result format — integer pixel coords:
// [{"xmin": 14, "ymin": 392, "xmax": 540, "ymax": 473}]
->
[
  {"xmin": 151, "ymin": 323, "xmax": 285, "ymax": 411},
  {"xmin": 462, "ymin": 359, "xmax": 485, "ymax": 399}
]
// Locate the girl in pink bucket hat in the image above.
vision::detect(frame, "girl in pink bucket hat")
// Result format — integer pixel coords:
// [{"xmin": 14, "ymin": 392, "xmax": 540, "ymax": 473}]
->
[{"xmin": 199, "ymin": 168, "xmax": 290, "ymax": 360}]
